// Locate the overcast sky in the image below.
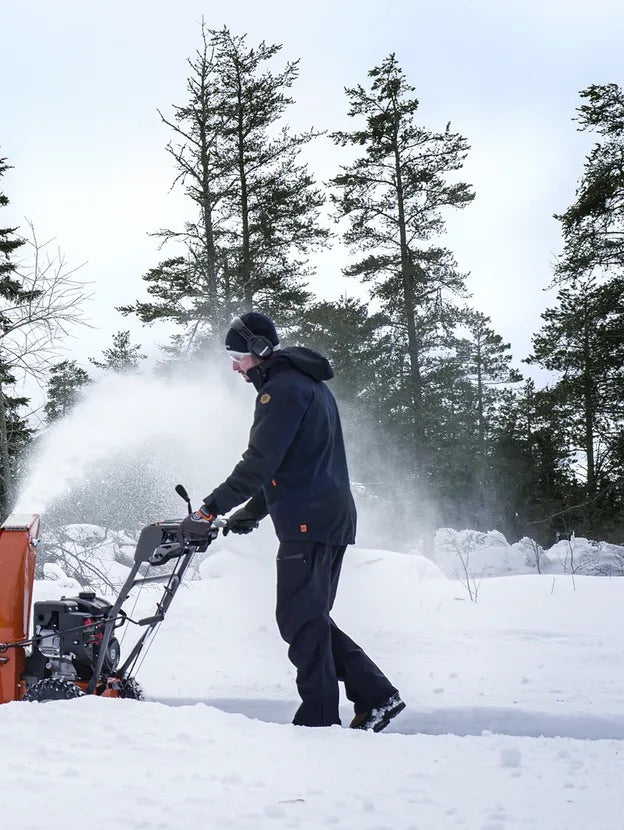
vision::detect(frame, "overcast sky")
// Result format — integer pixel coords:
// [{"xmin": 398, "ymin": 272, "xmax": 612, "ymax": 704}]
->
[{"xmin": 2, "ymin": 0, "xmax": 624, "ymax": 377}]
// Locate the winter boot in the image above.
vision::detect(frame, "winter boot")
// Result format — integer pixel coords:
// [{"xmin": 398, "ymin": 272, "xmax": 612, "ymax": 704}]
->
[{"xmin": 349, "ymin": 693, "xmax": 406, "ymax": 732}]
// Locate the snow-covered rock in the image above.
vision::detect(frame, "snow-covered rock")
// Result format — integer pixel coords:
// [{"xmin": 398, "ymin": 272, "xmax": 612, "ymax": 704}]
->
[
  {"xmin": 547, "ymin": 536, "xmax": 624, "ymax": 576},
  {"xmin": 432, "ymin": 529, "xmax": 624, "ymax": 580},
  {"xmin": 434, "ymin": 528, "xmax": 538, "ymax": 579},
  {"xmin": 42, "ymin": 562, "xmax": 82, "ymax": 591}
]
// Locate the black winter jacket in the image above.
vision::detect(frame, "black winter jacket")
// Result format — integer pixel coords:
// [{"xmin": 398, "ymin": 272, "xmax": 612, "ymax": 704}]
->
[{"xmin": 204, "ymin": 347, "xmax": 356, "ymax": 544}]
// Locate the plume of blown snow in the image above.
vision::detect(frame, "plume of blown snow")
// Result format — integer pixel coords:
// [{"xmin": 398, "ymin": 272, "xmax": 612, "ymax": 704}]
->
[{"xmin": 15, "ymin": 361, "xmax": 252, "ymax": 528}]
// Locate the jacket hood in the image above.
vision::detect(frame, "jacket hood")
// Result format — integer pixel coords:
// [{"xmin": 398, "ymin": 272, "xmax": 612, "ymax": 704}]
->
[{"xmin": 262, "ymin": 346, "xmax": 334, "ymax": 382}]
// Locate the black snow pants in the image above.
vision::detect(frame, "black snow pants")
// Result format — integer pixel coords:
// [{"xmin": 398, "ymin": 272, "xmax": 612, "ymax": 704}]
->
[{"xmin": 275, "ymin": 541, "xmax": 398, "ymax": 727}]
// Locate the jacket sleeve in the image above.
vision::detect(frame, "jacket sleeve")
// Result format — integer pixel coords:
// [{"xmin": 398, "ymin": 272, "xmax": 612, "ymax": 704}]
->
[{"xmin": 204, "ymin": 374, "xmax": 312, "ymax": 515}]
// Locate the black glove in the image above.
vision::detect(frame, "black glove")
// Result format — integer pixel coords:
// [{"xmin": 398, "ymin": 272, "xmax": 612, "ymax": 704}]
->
[
  {"xmin": 179, "ymin": 502, "xmax": 217, "ymax": 542},
  {"xmin": 223, "ymin": 506, "xmax": 260, "ymax": 536}
]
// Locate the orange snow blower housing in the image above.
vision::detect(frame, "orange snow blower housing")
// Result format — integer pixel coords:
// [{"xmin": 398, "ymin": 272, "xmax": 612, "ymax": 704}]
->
[
  {"xmin": 0, "ymin": 495, "xmax": 222, "ymax": 703},
  {"xmin": 0, "ymin": 514, "xmax": 39, "ymax": 703},
  {"xmin": 0, "ymin": 513, "xmax": 131, "ymax": 702}
]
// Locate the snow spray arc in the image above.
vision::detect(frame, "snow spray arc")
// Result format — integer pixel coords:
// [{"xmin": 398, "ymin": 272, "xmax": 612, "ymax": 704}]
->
[{"xmin": 14, "ymin": 364, "xmax": 252, "ymax": 532}]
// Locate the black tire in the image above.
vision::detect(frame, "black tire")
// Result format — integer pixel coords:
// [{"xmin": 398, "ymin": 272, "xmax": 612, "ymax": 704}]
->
[
  {"xmin": 117, "ymin": 677, "xmax": 144, "ymax": 700},
  {"xmin": 22, "ymin": 677, "xmax": 85, "ymax": 702}
]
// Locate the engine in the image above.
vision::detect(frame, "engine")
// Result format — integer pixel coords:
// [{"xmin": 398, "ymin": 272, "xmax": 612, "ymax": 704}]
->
[{"xmin": 23, "ymin": 591, "xmax": 121, "ymax": 686}]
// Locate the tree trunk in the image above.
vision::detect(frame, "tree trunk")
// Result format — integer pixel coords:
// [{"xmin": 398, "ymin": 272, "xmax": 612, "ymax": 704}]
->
[
  {"xmin": 0, "ymin": 382, "xmax": 12, "ymax": 518},
  {"xmin": 392, "ymin": 106, "xmax": 423, "ymax": 439},
  {"xmin": 476, "ymin": 343, "xmax": 485, "ymax": 450},
  {"xmin": 475, "ymin": 342, "xmax": 488, "ymax": 527},
  {"xmin": 234, "ymin": 59, "xmax": 253, "ymax": 308},
  {"xmin": 198, "ymin": 68, "xmax": 218, "ymax": 309},
  {"xmin": 582, "ymin": 310, "xmax": 596, "ymax": 496}
]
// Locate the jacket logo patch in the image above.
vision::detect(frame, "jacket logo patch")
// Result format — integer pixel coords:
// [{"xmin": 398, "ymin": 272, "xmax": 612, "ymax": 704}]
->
[
  {"xmin": 260, "ymin": 393, "xmax": 271, "ymax": 405},
  {"xmin": 300, "ymin": 523, "xmax": 308, "ymax": 533}
]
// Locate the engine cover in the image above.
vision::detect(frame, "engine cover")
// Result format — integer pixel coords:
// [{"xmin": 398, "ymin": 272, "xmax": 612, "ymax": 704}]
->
[{"xmin": 25, "ymin": 591, "xmax": 116, "ymax": 684}]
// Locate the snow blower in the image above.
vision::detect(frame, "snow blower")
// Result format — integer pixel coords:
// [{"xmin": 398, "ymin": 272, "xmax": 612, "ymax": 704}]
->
[{"xmin": 0, "ymin": 485, "xmax": 222, "ymax": 703}]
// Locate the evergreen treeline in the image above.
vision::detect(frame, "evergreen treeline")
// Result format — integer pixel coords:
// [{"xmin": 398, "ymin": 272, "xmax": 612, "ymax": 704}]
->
[{"xmin": 3, "ymin": 26, "xmax": 624, "ymax": 547}]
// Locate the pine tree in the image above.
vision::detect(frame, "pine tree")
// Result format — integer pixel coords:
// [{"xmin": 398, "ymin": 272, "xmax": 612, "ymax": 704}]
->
[
  {"xmin": 487, "ymin": 381, "xmax": 574, "ymax": 544},
  {"xmin": 90, "ymin": 331, "xmax": 147, "ymax": 373},
  {"xmin": 45, "ymin": 360, "xmax": 91, "ymax": 422},
  {"xmin": 296, "ymin": 296, "xmax": 393, "ymax": 494},
  {"xmin": 0, "ymin": 362, "xmax": 32, "ymax": 512},
  {"xmin": 529, "ymin": 84, "xmax": 624, "ymax": 539},
  {"xmin": 0, "ymin": 157, "xmax": 25, "ymax": 277},
  {"xmin": 456, "ymin": 311, "xmax": 523, "ymax": 451},
  {"xmin": 0, "ymin": 156, "xmax": 32, "ymax": 513},
  {"xmin": 555, "ymin": 83, "xmax": 624, "ymax": 283},
  {"xmin": 331, "ymin": 54, "xmax": 474, "ymax": 445},
  {"xmin": 527, "ymin": 277, "xmax": 624, "ymax": 505},
  {"xmin": 120, "ymin": 24, "xmax": 328, "ymax": 357},
  {"xmin": 455, "ymin": 311, "xmax": 523, "ymax": 525},
  {"xmin": 422, "ymin": 311, "xmax": 523, "ymax": 528},
  {"xmin": 297, "ymin": 296, "xmax": 388, "ymax": 401},
  {"xmin": 211, "ymin": 27, "xmax": 327, "ymax": 313}
]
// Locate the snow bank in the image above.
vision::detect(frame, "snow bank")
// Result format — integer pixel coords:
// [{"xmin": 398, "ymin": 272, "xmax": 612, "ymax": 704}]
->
[
  {"xmin": 547, "ymin": 536, "xmax": 624, "ymax": 576},
  {"xmin": 36, "ymin": 521, "xmax": 624, "ymax": 601},
  {"xmin": 434, "ymin": 528, "xmax": 624, "ymax": 580}
]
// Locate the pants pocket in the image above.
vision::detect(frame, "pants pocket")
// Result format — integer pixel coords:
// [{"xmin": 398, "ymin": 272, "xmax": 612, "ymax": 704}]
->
[
  {"xmin": 276, "ymin": 541, "xmax": 314, "ymax": 564},
  {"xmin": 277, "ymin": 551, "xmax": 307, "ymax": 563}
]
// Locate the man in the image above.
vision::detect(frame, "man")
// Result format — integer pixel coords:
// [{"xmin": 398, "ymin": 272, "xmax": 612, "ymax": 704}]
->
[{"xmin": 181, "ymin": 311, "xmax": 404, "ymax": 731}]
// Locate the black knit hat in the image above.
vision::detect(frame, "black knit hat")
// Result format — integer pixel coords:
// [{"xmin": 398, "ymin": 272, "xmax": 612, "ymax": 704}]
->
[{"xmin": 225, "ymin": 311, "xmax": 280, "ymax": 356}]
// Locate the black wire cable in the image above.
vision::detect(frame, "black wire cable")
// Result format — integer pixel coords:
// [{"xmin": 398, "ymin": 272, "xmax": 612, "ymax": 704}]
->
[{"xmin": 0, "ymin": 611, "xmax": 139, "ymax": 652}]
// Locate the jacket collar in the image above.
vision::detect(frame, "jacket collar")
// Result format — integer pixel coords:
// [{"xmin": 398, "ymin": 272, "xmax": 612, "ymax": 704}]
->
[
  {"xmin": 247, "ymin": 353, "xmax": 288, "ymax": 392},
  {"xmin": 247, "ymin": 364, "xmax": 265, "ymax": 392}
]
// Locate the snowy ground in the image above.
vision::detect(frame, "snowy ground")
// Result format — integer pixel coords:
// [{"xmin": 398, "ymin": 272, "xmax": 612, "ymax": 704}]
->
[{"xmin": 3, "ymin": 539, "xmax": 624, "ymax": 829}]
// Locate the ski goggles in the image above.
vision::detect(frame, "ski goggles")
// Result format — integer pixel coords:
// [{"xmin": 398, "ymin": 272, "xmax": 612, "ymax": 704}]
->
[{"xmin": 226, "ymin": 351, "xmax": 250, "ymax": 362}]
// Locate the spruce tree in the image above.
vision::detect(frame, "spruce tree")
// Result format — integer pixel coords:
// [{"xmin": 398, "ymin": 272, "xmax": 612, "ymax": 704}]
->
[
  {"xmin": 45, "ymin": 360, "xmax": 91, "ymax": 422},
  {"xmin": 90, "ymin": 331, "xmax": 147, "ymax": 373}
]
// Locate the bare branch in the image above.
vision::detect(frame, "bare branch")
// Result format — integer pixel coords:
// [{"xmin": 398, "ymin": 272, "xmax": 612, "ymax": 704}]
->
[{"xmin": 1, "ymin": 221, "xmax": 93, "ymax": 383}]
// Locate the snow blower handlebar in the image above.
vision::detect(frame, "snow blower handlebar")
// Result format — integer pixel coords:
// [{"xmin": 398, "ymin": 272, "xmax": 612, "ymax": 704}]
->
[
  {"xmin": 175, "ymin": 483, "xmax": 193, "ymax": 515},
  {"xmin": 91, "ymin": 483, "xmax": 229, "ymax": 693},
  {"xmin": 173, "ymin": 482, "xmax": 230, "ymax": 536},
  {"xmin": 86, "ymin": 507, "xmax": 227, "ymax": 695}
]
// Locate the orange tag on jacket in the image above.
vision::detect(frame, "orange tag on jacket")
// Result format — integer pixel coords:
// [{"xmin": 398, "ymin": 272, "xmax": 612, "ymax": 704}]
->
[{"xmin": 300, "ymin": 523, "xmax": 308, "ymax": 533}]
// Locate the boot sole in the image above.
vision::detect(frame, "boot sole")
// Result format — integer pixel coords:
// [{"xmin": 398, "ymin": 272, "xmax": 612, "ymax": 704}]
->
[{"xmin": 372, "ymin": 699, "xmax": 406, "ymax": 732}]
